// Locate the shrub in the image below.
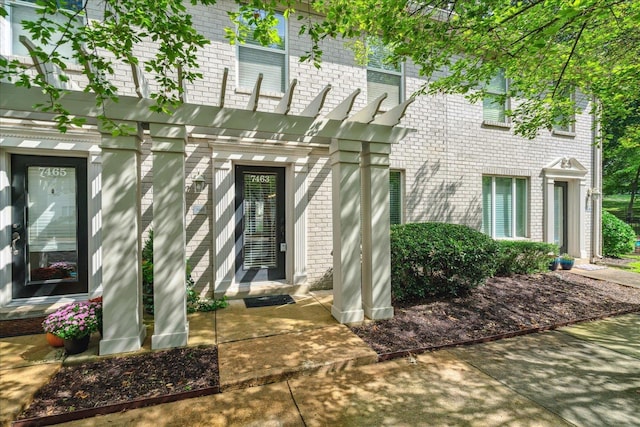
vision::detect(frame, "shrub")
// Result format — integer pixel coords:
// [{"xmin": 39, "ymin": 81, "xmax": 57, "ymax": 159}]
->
[
  {"xmin": 390, "ymin": 222, "xmax": 500, "ymax": 302},
  {"xmin": 494, "ymin": 241, "xmax": 559, "ymax": 276},
  {"xmin": 602, "ymin": 211, "xmax": 636, "ymax": 257},
  {"xmin": 141, "ymin": 231, "xmax": 228, "ymax": 314}
]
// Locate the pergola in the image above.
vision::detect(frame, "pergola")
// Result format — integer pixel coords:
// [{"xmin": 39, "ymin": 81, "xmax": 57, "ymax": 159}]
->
[{"xmin": 0, "ymin": 53, "xmax": 413, "ymax": 355}]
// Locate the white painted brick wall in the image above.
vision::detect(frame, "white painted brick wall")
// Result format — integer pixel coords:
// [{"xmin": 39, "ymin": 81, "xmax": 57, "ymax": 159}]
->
[{"xmin": 116, "ymin": 0, "xmax": 594, "ymax": 294}]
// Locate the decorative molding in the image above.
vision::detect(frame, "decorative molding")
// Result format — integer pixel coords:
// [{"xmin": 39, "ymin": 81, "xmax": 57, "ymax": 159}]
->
[
  {"xmin": 543, "ymin": 156, "xmax": 588, "ymax": 180},
  {"xmin": 0, "ymin": 126, "xmax": 101, "ymax": 145}
]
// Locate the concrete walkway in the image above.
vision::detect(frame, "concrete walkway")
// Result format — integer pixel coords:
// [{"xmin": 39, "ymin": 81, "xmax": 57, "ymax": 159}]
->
[
  {"xmin": 571, "ymin": 265, "xmax": 640, "ymax": 288},
  {"xmin": 2, "ymin": 273, "xmax": 639, "ymax": 426}
]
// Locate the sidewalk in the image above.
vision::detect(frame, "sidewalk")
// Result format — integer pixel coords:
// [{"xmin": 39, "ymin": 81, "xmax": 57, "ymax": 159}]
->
[
  {"xmin": 2, "ymin": 273, "xmax": 639, "ymax": 426},
  {"xmin": 571, "ymin": 265, "xmax": 640, "ymax": 288}
]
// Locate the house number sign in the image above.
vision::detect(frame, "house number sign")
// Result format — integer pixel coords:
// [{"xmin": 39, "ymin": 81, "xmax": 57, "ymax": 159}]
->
[
  {"xmin": 38, "ymin": 167, "xmax": 68, "ymax": 178},
  {"xmin": 248, "ymin": 174, "xmax": 274, "ymax": 184}
]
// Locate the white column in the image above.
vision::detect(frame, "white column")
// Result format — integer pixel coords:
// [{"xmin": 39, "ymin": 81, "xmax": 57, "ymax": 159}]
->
[
  {"xmin": 361, "ymin": 142, "xmax": 394, "ymax": 320},
  {"xmin": 330, "ymin": 139, "xmax": 364, "ymax": 324},
  {"xmin": 99, "ymin": 122, "xmax": 146, "ymax": 355},
  {"xmin": 88, "ymin": 153, "xmax": 102, "ymax": 298},
  {"xmin": 150, "ymin": 124, "xmax": 189, "ymax": 350},
  {"xmin": 212, "ymin": 159, "xmax": 234, "ymax": 294},
  {"xmin": 543, "ymin": 177, "xmax": 555, "ymax": 246},
  {"xmin": 577, "ymin": 180, "xmax": 588, "ymax": 258},
  {"xmin": 293, "ymin": 161, "xmax": 308, "ymax": 284}
]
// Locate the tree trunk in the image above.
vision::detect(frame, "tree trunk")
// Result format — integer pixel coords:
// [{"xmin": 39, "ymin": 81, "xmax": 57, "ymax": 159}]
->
[{"xmin": 627, "ymin": 164, "xmax": 640, "ymax": 223}]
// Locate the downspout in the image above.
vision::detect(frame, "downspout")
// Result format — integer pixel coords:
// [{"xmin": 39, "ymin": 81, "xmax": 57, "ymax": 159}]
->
[{"xmin": 591, "ymin": 97, "xmax": 603, "ymax": 262}]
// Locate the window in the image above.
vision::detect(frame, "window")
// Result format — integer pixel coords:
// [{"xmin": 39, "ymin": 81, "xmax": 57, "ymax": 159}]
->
[
  {"xmin": 367, "ymin": 38, "xmax": 403, "ymax": 111},
  {"xmin": 552, "ymin": 86, "xmax": 575, "ymax": 133},
  {"xmin": 482, "ymin": 176, "xmax": 528, "ymax": 238},
  {"xmin": 2, "ymin": 0, "xmax": 84, "ymax": 58},
  {"xmin": 237, "ymin": 11, "xmax": 287, "ymax": 93},
  {"xmin": 483, "ymin": 70, "xmax": 508, "ymax": 123},
  {"xmin": 389, "ymin": 170, "xmax": 403, "ymax": 225}
]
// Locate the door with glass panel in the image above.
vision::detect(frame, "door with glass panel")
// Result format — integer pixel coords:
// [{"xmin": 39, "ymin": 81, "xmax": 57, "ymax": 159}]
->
[
  {"xmin": 554, "ymin": 182, "xmax": 568, "ymax": 254},
  {"xmin": 11, "ymin": 155, "xmax": 88, "ymax": 298},
  {"xmin": 234, "ymin": 166, "xmax": 286, "ymax": 282}
]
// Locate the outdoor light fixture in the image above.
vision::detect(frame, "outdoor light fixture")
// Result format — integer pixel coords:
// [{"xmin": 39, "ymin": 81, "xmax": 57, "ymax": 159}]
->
[{"xmin": 192, "ymin": 171, "xmax": 206, "ymax": 193}]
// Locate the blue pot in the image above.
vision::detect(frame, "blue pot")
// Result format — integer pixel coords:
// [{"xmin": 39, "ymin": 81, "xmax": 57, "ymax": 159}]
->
[{"xmin": 559, "ymin": 259, "xmax": 574, "ymax": 270}]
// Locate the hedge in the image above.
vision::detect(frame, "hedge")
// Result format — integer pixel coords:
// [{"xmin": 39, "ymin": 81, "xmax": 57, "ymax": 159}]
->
[
  {"xmin": 602, "ymin": 211, "xmax": 636, "ymax": 257},
  {"xmin": 390, "ymin": 222, "xmax": 499, "ymax": 302},
  {"xmin": 494, "ymin": 240, "xmax": 559, "ymax": 276}
]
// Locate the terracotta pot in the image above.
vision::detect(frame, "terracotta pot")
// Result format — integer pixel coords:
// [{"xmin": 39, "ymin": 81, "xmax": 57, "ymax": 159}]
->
[
  {"xmin": 63, "ymin": 335, "xmax": 90, "ymax": 355},
  {"xmin": 46, "ymin": 332, "xmax": 64, "ymax": 347}
]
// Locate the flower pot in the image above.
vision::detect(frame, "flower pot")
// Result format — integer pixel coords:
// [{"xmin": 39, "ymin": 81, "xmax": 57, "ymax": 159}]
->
[
  {"xmin": 46, "ymin": 332, "xmax": 64, "ymax": 347},
  {"xmin": 560, "ymin": 259, "xmax": 574, "ymax": 270},
  {"xmin": 548, "ymin": 258, "xmax": 560, "ymax": 271},
  {"xmin": 63, "ymin": 335, "xmax": 91, "ymax": 355}
]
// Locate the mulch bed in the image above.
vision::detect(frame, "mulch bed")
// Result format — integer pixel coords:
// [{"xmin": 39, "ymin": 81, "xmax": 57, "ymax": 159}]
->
[
  {"xmin": 351, "ymin": 271, "xmax": 640, "ymax": 356},
  {"xmin": 17, "ymin": 347, "xmax": 219, "ymax": 421},
  {"xmin": 13, "ymin": 271, "xmax": 640, "ymax": 423}
]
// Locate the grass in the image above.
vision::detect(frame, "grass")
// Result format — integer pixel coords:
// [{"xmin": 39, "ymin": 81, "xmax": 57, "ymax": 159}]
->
[
  {"xmin": 625, "ymin": 255, "xmax": 640, "ymax": 274},
  {"xmin": 603, "ymin": 194, "xmax": 639, "ymax": 221}
]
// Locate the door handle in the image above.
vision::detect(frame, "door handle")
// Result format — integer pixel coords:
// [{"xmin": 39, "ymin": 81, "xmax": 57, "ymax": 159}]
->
[{"xmin": 11, "ymin": 232, "xmax": 20, "ymax": 255}]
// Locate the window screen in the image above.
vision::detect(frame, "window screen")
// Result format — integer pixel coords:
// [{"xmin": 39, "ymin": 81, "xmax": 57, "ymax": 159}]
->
[
  {"xmin": 8, "ymin": 0, "xmax": 83, "ymax": 58},
  {"xmin": 367, "ymin": 38, "xmax": 403, "ymax": 110},
  {"xmin": 389, "ymin": 171, "xmax": 402, "ymax": 225},
  {"xmin": 237, "ymin": 11, "xmax": 286, "ymax": 93},
  {"xmin": 483, "ymin": 70, "xmax": 507, "ymax": 123},
  {"xmin": 482, "ymin": 175, "xmax": 528, "ymax": 238}
]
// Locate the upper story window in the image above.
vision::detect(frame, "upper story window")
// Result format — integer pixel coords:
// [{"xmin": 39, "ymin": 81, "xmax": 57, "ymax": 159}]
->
[
  {"xmin": 483, "ymin": 70, "xmax": 508, "ymax": 124},
  {"xmin": 482, "ymin": 175, "xmax": 528, "ymax": 239},
  {"xmin": 552, "ymin": 86, "xmax": 575, "ymax": 134},
  {"xmin": 1, "ymin": 0, "xmax": 84, "ymax": 59},
  {"xmin": 389, "ymin": 170, "xmax": 404, "ymax": 225},
  {"xmin": 367, "ymin": 38, "xmax": 403, "ymax": 111},
  {"xmin": 237, "ymin": 10, "xmax": 287, "ymax": 93}
]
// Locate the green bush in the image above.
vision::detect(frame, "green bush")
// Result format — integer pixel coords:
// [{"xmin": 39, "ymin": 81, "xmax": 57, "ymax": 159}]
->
[
  {"xmin": 602, "ymin": 211, "xmax": 636, "ymax": 257},
  {"xmin": 495, "ymin": 241, "xmax": 559, "ymax": 276},
  {"xmin": 141, "ymin": 231, "xmax": 228, "ymax": 315},
  {"xmin": 390, "ymin": 222, "xmax": 500, "ymax": 302}
]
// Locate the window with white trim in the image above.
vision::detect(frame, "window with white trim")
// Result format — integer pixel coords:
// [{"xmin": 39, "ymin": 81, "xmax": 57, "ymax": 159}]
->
[
  {"xmin": 237, "ymin": 11, "xmax": 287, "ymax": 93},
  {"xmin": 389, "ymin": 170, "xmax": 403, "ymax": 225},
  {"xmin": 483, "ymin": 70, "xmax": 508, "ymax": 123},
  {"xmin": 552, "ymin": 86, "xmax": 575, "ymax": 133},
  {"xmin": 482, "ymin": 176, "xmax": 528, "ymax": 238},
  {"xmin": 2, "ymin": 0, "xmax": 84, "ymax": 59},
  {"xmin": 367, "ymin": 38, "xmax": 403, "ymax": 111}
]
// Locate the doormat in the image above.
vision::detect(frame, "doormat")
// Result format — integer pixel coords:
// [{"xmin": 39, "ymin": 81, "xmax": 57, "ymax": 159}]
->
[
  {"xmin": 244, "ymin": 294, "xmax": 296, "ymax": 308},
  {"xmin": 574, "ymin": 264, "xmax": 607, "ymax": 271}
]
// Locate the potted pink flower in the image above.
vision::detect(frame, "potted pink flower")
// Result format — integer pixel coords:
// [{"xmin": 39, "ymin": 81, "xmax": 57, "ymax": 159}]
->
[{"xmin": 42, "ymin": 301, "xmax": 100, "ymax": 354}]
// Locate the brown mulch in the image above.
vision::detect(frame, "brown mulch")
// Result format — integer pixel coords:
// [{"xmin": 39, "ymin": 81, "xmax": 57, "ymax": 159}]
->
[
  {"xmin": 351, "ymin": 271, "xmax": 640, "ymax": 355},
  {"xmin": 16, "ymin": 271, "xmax": 640, "ymax": 421},
  {"xmin": 18, "ymin": 347, "xmax": 219, "ymax": 420}
]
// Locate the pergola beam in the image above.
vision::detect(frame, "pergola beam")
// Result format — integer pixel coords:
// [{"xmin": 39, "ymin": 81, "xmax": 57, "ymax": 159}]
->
[{"xmin": 0, "ymin": 83, "xmax": 412, "ymax": 145}]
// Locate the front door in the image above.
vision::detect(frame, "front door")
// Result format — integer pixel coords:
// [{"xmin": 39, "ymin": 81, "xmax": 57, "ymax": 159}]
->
[
  {"xmin": 234, "ymin": 166, "xmax": 286, "ymax": 282},
  {"xmin": 554, "ymin": 181, "xmax": 568, "ymax": 254},
  {"xmin": 11, "ymin": 155, "xmax": 88, "ymax": 298}
]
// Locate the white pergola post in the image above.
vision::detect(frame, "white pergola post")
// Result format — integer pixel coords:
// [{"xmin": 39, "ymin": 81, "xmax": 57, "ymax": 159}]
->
[
  {"xmin": 330, "ymin": 139, "xmax": 364, "ymax": 324},
  {"xmin": 361, "ymin": 142, "xmax": 394, "ymax": 320},
  {"xmin": 99, "ymin": 122, "xmax": 146, "ymax": 355},
  {"xmin": 150, "ymin": 124, "xmax": 189, "ymax": 349}
]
